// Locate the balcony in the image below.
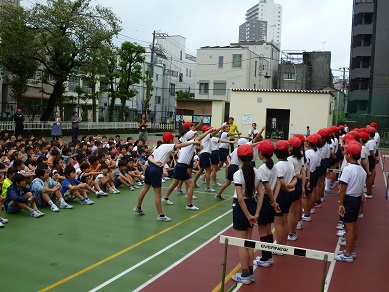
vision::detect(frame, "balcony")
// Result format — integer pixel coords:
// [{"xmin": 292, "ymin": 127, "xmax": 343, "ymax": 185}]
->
[
  {"xmin": 353, "ymin": 23, "xmax": 373, "ymax": 36},
  {"xmin": 348, "ymin": 91, "xmax": 369, "ymax": 101},
  {"xmin": 354, "ymin": 3, "xmax": 374, "ymax": 14},
  {"xmin": 352, "ymin": 46, "xmax": 372, "ymax": 57},
  {"xmin": 350, "ymin": 68, "xmax": 371, "ymax": 79}
]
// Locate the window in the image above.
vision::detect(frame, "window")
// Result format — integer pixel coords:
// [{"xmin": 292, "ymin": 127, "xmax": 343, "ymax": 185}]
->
[
  {"xmin": 283, "ymin": 72, "xmax": 296, "ymax": 80},
  {"xmin": 218, "ymin": 56, "xmax": 224, "ymax": 69},
  {"xmin": 189, "ymin": 70, "xmax": 192, "ymax": 77},
  {"xmin": 179, "ymin": 73, "xmax": 183, "ymax": 82},
  {"xmin": 180, "ymin": 51, "xmax": 183, "ymax": 61},
  {"xmin": 199, "ymin": 82, "xmax": 209, "ymax": 94},
  {"xmin": 156, "ymin": 74, "xmax": 159, "ymax": 81},
  {"xmin": 170, "ymin": 83, "xmax": 176, "ymax": 96},
  {"xmin": 186, "ymin": 68, "xmax": 188, "ymax": 76},
  {"xmin": 213, "ymin": 81, "xmax": 226, "ymax": 95},
  {"xmin": 155, "ymin": 96, "xmax": 161, "ymax": 104},
  {"xmin": 232, "ymin": 54, "xmax": 242, "ymax": 68},
  {"xmin": 254, "ymin": 61, "xmax": 257, "ymax": 77}
]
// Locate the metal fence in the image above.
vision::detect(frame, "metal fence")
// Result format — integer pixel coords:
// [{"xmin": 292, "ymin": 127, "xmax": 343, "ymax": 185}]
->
[{"xmin": 0, "ymin": 121, "xmax": 174, "ymax": 132}]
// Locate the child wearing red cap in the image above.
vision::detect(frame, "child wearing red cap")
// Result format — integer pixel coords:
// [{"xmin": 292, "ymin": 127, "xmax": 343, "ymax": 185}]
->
[
  {"xmin": 134, "ymin": 132, "xmax": 199, "ymax": 222},
  {"xmin": 335, "ymin": 142, "xmax": 366, "ymax": 263},
  {"xmin": 365, "ymin": 126, "xmax": 378, "ymax": 198},
  {"xmin": 273, "ymin": 140, "xmax": 296, "ymax": 246},
  {"xmin": 231, "ymin": 145, "xmax": 264, "ymax": 285}
]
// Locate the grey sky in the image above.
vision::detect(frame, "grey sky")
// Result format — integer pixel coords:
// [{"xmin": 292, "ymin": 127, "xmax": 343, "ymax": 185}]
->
[{"xmin": 24, "ymin": 0, "xmax": 353, "ymax": 77}]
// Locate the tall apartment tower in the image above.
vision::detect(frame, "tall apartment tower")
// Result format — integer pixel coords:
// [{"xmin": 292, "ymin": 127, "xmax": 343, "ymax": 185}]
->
[
  {"xmin": 239, "ymin": 0, "xmax": 282, "ymax": 48},
  {"xmin": 348, "ymin": 0, "xmax": 389, "ymax": 120}
]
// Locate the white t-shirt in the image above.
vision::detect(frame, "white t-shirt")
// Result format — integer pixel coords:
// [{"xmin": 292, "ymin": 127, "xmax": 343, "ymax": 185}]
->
[
  {"xmin": 366, "ymin": 139, "xmax": 376, "ymax": 153},
  {"xmin": 275, "ymin": 160, "xmax": 295, "ymax": 185},
  {"xmin": 258, "ymin": 163, "xmax": 277, "ymax": 195},
  {"xmin": 287, "ymin": 156, "xmax": 304, "ymax": 176},
  {"xmin": 152, "ymin": 144, "xmax": 176, "ymax": 164},
  {"xmin": 219, "ymin": 132, "xmax": 230, "ymax": 149},
  {"xmin": 374, "ymin": 133, "xmax": 380, "ymax": 148},
  {"xmin": 305, "ymin": 149, "xmax": 320, "ymax": 172},
  {"xmin": 233, "ymin": 167, "xmax": 262, "ymax": 199},
  {"xmin": 95, "ymin": 173, "xmax": 108, "ymax": 184},
  {"xmin": 200, "ymin": 134, "xmax": 212, "ymax": 154},
  {"xmin": 229, "ymin": 148, "xmax": 239, "ymax": 166},
  {"xmin": 177, "ymin": 143, "xmax": 195, "ymax": 165},
  {"xmin": 211, "ymin": 137, "xmax": 220, "ymax": 151},
  {"xmin": 339, "ymin": 163, "xmax": 367, "ymax": 197}
]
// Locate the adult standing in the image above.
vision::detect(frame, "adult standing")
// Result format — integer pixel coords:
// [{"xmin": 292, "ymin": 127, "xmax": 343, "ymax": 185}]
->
[
  {"xmin": 306, "ymin": 126, "xmax": 310, "ymax": 137},
  {"xmin": 13, "ymin": 108, "xmax": 24, "ymax": 138},
  {"xmin": 51, "ymin": 111, "xmax": 62, "ymax": 139},
  {"xmin": 138, "ymin": 112, "xmax": 148, "ymax": 141},
  {"xmin": 178, "ymin": 115, "xmax": 184, "ymax": 134},
  {"xmin": 71, "ymin": 111, "xmax": 81, "ymax": 141},
  {"xmin": 228, "ymin": 117, "xmax": 241, "ymax": 153},
  {"xmin": 344, "ymin": 124, "xmax": 349, "ymax": 133}
]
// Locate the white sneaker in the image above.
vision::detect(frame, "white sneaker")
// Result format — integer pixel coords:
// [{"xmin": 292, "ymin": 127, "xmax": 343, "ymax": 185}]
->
[
  {"xmin": 287, "ymin": 233, "xmax": 298, "ymax": 241},
  {"xmin": 0, "ymin": 217, "xmax": 9, "ymax": 224},
  {"xmin": 310, "ymin": 208, "xmax": 315, "ymax": 214},
  {"xmin": 186, "ymin": 205, "xmax": 199, "ymax": 210},
  {"xmin": 0, "ymin": 221, "xmax": 3, "ymax": 227},
  {"xmin": 185, "ymin": 194, "xmax": 197, "ymax": 199},
  {"xmin": 334, "ymin": 253, "xmax": 353, "ymax": 262},
  {"xmin": 60, "ymin": 203, "xmax": 73, "ymax": 209},
  {"xmin": 358, "ymin": 213, "xmax": 364, "ymax": 219},
  {"xmin": 205, "ymin": 187, "xmax": 216, "ymax": 192},
  {"xmin": 36, "ymin": 210, "xmax": 45, "ymax": 216},
  {"xmin": 213, "ymin": 182, "xmax": 222, "ymax": 187},
  {"xmin": 109, "ymin": 189, "xmax": 115, "ymax": 194},
  {"xmin": 337, "ymin": 250, "xmax": 356, "ymax": 259},
  {"xmin": 253, "ymin": 258, "xmax": 270, "ymax": 267},
  {"xmin": 162, "ymin": 198, "xmax": 174, "ymax": 205},
  {"xmin": 336, "ymin": 230, "xmax": 346, "ymax": 237},
  {"xmin": 98, "ymin": 190, "xmax": 108, "ymax": 196},
  {"xmin": 113, "ymin": 189, "xmax": 120, "ymax": 194},
  {"xmin": 50, "ymin": 204, "xmax": 59, "ymax": 212},
  {"xmin": 336, "ymin": 224, "xmax": 344, "ymax": 230},
  {"xmin": 231, "ymin": 273, "xmax": 251, "ymax": 285},
  {"xmin": 301, "ymin": 215, "xmax": 311, "ymax": 222},
  {"xmin": 296, "ymin": 221, "xmax": 303, "ymax": 230},
  {"xmin": 30, "ymin": 211, "xmax": 42, "ymax": 218},
  {"xmin": 157, "ymin": 215, "xmax": 172, "ymax": 222}
]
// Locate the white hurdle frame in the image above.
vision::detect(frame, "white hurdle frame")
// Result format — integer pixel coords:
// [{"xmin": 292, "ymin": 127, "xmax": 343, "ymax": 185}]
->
[{"xmin": 219, "ymin": 235, "xmax": 335, "ymax": 292}]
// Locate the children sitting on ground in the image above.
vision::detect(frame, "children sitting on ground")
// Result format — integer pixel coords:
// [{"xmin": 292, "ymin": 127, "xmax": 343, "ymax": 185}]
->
[
  {"xmin": 95, "ymin": 163, "xmax": 120, "ymax": 194},
  {"xmin": 113, "ymin": 160, "xmax": 136, "ymax": 190},
  {"xmin": 0, "ymin": 167, "xmax": 18, "ymax": 227},
  {"xmin": 77, "ymin": 162, "xmax": 107, "ymax": 197},
  {"xmin": 60, "ymin": 166, "xmax": 95, "ymax": 205}
]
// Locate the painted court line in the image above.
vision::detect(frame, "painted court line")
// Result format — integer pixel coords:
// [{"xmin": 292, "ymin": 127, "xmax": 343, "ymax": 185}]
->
[
  {"xmin": 89, "ymin": 210, "xmax": 233, "ymax": 291},
  {"xmin": 134, "ymin": 223, "xmax": 233, "ymax": 291},
  {"xmin": 39, "ymin": 199, "xmax": 231, "ymax": 292}
]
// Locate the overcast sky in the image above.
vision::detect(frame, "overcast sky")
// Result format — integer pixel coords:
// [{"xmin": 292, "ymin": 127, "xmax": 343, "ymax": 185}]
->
[{"xmin": 23, "ymin": 0, "xmax": 353, "ymax": 78}]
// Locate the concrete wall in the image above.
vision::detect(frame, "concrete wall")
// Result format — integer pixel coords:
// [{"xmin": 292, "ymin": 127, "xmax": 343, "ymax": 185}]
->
[{"xmin": 229, "ymin": 89, "xmax": 334, "ymax": 138}]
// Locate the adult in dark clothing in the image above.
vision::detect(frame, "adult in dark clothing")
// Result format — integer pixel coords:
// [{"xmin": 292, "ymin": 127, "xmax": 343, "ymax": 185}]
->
[
  {"xmin": 71, "ymin": 111, "xmax": 81, "ymax": 141},
  {"xmin": 138, "ymin": 112, "xmax": 148, "ymax": 141},
  {"xmin": 13, "ymin": 108, "xmax": 25, "ymax": 138}
]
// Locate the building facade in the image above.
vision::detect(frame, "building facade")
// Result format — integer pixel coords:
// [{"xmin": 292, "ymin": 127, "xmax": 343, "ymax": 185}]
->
[
  {"xmin": 239, "ymin": 0, "xmax": 282, "ymax": 48},
  {"xmin": 348, "ymin": 0, "xmax": 389, "ymax": 120}
]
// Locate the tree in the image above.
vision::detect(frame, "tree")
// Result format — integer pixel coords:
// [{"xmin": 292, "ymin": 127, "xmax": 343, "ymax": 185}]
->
[
  {"xmin": 176, "ymin": 90, "xmax": 194, "ymax": 100},
  {"xmin": 0, "ymin": 0, "xmax": 121, "ymax": 121}
]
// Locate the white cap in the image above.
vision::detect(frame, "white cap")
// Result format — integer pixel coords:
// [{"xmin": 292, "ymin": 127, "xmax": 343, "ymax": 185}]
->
[
  {"xmin": 185, "ymin": 130, "xmax": 197, "ymax": 140},
  {"xmin": 222, "ymin": 122, "xmax": 227, "ymax": 127},
  {"xmin": 238, "ymin": 138, "xmax": 249, "ymax": 146}
]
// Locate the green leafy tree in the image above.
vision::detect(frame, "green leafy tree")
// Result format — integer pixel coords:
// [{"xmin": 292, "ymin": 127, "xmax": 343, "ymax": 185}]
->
[
  {"xmin": 0, "ymin": 0, "xmax": 121, "ymax": 121},
  {"xmin": 143, "ymin": 69, "xmax": 154, "ymax": 112},
  {"xmin": 176, "ymin": 90, "xmax": 194, "ymax": 100}
]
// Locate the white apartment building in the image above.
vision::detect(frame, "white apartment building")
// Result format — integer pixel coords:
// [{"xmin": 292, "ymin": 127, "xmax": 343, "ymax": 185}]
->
[
  {"xmin": 239, "ymin": 0, "xmax": 282, "ymax": 48},
  {"xmin": 195, "ymin": 42, "xmax": 280, "ymax": 102}
]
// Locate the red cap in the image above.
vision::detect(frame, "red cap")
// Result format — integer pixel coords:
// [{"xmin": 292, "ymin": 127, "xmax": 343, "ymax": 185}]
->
[
  {"xmin": 318, "ymin": 129, "xmax": 328, "ymax": 137},
  {"xmin": 202, "ymin": 125, "xmax": 211, "ymax": 132},
  {"xmin": 183, "ymin": 121, "xmax": 194, "ymax": 129},
  {"xmin": 370, "ymin": 122, "xmax": 378, "ymax": 127},
  {"xmin": 345, "ymin": 142, "xmax": 362, "ymax": 155},
  {"xmin": 256, "ymin": 140, "xmax": 274, "ymax": 155},
  {"xmin": 348, "ymin": 131, "xmax": 360, "ymax": 140},
  {"xmin": 338, "ymin": 125, "xmax": 345, "ymax": 130},
  {"xmin": 340, "ymin": 134, "xmax": 355, "ymax": 142},
  {"xmin": 237, "ymin": 144, "xmax": 253, "ymax": 157},
  {"xmin": 275, "ymin": 140, "xmax": 289, "ymax": 152},
  {"xmin": 313, "ymin": 133, "xmax": 322, "ymax": 140},
  {"xmin": 331, "ymin": 126, "xmax": 339, "ymax": 133},
  {"xmin": 306, "ymin": 135, "xmax": 319, "ymax": 145},
  {"xmin": 162, "ymin": 132, "xmax": 175, "ymax": 143},
  {"xmin": 365, "ymin": 126, "xmax": 376, "ymax": 134},
  {"xmin": 294, "ymin": 134, "xmax": 305, "ymax": 143},
  {"xmin": 359, "ymin": 132, "xmax": 370, "ymax": 141},
  {"xmin": 288, "ymin": 136, "xmax": 302, "ymax": 148}
]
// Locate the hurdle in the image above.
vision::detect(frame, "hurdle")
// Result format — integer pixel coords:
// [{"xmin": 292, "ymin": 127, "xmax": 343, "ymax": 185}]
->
[
  {"xmin": 326, "ymin": 168, "xmax": 342, "ymax": 174},
  {"xmin": 219, "ymin": 235, "xmax": 335, "ymax": 292}
]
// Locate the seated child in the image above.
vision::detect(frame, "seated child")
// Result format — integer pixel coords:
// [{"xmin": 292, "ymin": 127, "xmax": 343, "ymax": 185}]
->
[
  {"xmin": 77, "ymin": 162, "xmax": 107, "ymax": 197},
  {"xmin": 113, "ymin": 160, "xmax": 135, "ymax": 190},
  {"xmin": 125, "ymin": 157, "xmax": 144, "ymax": 187},
  {"xmin": 51, "ymin": 157, "xmax": 65, "ymax": 183},
  {"xmin": 0, "ymin": 167, "xmax": 18, "ymax": 226},
  {"xmin": 95, "ymin": 163, "xmax": 120, "ymax": 194},
  {"xmin": 60, "ymin": 166, "xmax": 95, "ymax": 205}
]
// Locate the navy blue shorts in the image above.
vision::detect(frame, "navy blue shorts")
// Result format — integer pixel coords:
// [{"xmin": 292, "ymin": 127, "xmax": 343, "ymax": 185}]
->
[
  {"xmin": 114, "ymin": 177, "xmax": 121, "ymax": 188},
  {"xmin": 199, "ymin": 152, "xmax": 211, "ymax": 169},
  {"xmin": 144, "ymin": 163, "xmax": 163, "ymax": 188},
  {"xmin": 232, "ymin": 198, "xmax": 257, "ymax": 231},
  {"xmin": 341, "ymin": 195, "xmax": 362, "ymax": 223},
  {"xmin": 258, "ymin": 195, "xmax": 275, "ymax": 225},
  {"xmin": 274, "ymin": 190, "xmax": 293, "ymax": 216},
  {"xmin": 211, "ymin": 150, "xmax": 220, "ymax": 165},
  {"xmin": 219, "ymin": 148, "xmax": 229, "ymax": 162},
  {"xmin": 228, "ymin": 164, "xmax": 239, "ymax": 181},
  {"xmin": 174, "ymin": 163, "xmax": 191, "ymax": 181},
  {"xmin": 291, "ymin": 179, "xmax": 302, "ymax": 201}
]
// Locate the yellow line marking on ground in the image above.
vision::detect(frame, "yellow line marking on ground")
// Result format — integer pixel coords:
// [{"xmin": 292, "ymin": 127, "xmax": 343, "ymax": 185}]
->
[
  {"xmin": 211, "ymin": 227, "xmax": 276, "ymax": 291},
  {"xmin": 39, "ymin": 198, "xmax": 232, "ymax": 292}
]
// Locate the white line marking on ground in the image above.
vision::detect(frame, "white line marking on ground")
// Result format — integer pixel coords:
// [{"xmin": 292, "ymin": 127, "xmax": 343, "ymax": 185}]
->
[
  {"xmin": 134, "ymin": 223, "xmax": 233, "ymax": 292},
  {"xmin": 89, "ymin": 210, "xmax": 233, "ymax": 292}
]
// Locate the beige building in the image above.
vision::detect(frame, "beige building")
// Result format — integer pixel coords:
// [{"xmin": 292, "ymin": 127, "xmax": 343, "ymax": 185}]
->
[{"xmin": 228, "ymin": 88, "xmax": 334, "ymax": 139}]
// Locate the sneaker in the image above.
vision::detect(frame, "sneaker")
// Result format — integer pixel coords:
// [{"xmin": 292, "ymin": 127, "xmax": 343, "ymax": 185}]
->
[
  {"xmin": 98, "ymin": 190, "xmax": 108, "ymax": 196},
  {"xmin": 136, "ymin": 181, "xmax": 143, "ymax": 186},
  {"xmin": 321, "ymin": 196, "xmax": 326, "ymax": 202},
  {"xmin": 301, "ymin": 215, "xmax": 311, "ymax": 222},
  {"xmin": 36, "ymin": 210, "xmax": 45, "ymax": 216},
  {"xmin": 133, "ymin": 207, "xmax": 145, "ymax": 215},
  {"xmin": 185, "ymin": 194, "xmax": 197, "ymax": 199},
  {"xmin": 201, "ymin": 176, "xmax": 206, "ymax": 182},
  {"xmin": 175, "ymin": 187, "xmax": 184, "ymax": 193},
  {"xmin": 194, "ymin": 184, "xmax": 200, "ymax": 188},
  {"xmin": 162, "ymin": 198, "xmax": 174, "ymax": 205},
  {"xmin": 364, "ymin": 193, "xmax": 373, "ymax": 199},
  {"xmin": 0, "ymin": 222, "xmax": 3, "ymax": 227},
  {"xmin": 0, "ymin": 217, "xmax": 9, "ymax": 224},
  {"xmin": 109, "ymin": 189, "xmax": 115, "ymax": 194},
  {"xmin": 267, "ymin": 258, "xmax": 274, "ymax": 265},
  {"xmin": 231, "ymin": 273, "xmax": 251, "ymax": 285},
  {"xmin": 133, "ymin": 185, "xmax": 140, "ymax": 189},
  {"xmin": 128, "ymin": 186, "xmax": 135, "ymax": 191},
  {"xmin": 358, "ymin": 213, "xmax": 364, "ymax": 219},
  {"xmin": 287, "ymin": 233, "xmax": 298, "ymax": 241},
  {"xmin": 186, "ymin": 205, "xmax": 199, "ymax": 210},
  {"xmin": 339, "ymin": 240, "xmax": 347, "ymax": 246},
  {"xmin": 336, "ymin": 224, "xmax": 344, "ymax": 230},
  {"xmin": 60, "ymin": 203, "xmax": 73, "ymax": 209},
  {"xmin": 253, "ymin": 258, "xmax": 270, "ymax": 267},
  {"xmin": 30, "ymin": 211, "xmax": 42, "ymax": 218},
  {"xmin": 81, "ymin": 199, "xmax": 93, "ymax": 205},
  {"xmin": 310, "ymin": 208, "xmax": 315, "ymax": 214},
  {"xmin": 215, "ymin": 195, "xmax": 225, "ymax": 200},
  {"xmin": 157, "ymin": 215, "xmax": 172, "ymax": 222},
  {"xmin": 50, "ymin": 204, "xmax": 60, "ymax": 212},
  {"xmin": 205, "ymin": 187, "xmax": 215, "ymax": 192},
  {"xmin": 296, "ymin": 221, "xmax": 303, "ymax": 230},
  {"xmin": 95, "ymin": 191, "xmax": 101, "ymax": 198},
  {"xmin": 113, "ymin": 189, "xmax": 120, "ymax": 194},
  {"xmin": 314, "ymin": 203, "xmax": 322, "ymax": 208},
  {"xmin": 337, "ymin": 250, "xmax": 356, "ymax": 259},
  {"xmin": 336, "ymin": 230, "xmax": 346, "ymax": 237},
  {"xmin": 213, "ymin": 182, "xmax": 222, "ymax": 187},
  {"xmin": 334, "ymin": 253, "xmax": 353, "ymax": 263}
]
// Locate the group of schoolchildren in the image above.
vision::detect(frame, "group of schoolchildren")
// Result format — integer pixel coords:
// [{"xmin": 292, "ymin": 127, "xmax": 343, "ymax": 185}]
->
[{"xmin": 0, "ymin": 133, "xmax": 153, "ymax": 228}]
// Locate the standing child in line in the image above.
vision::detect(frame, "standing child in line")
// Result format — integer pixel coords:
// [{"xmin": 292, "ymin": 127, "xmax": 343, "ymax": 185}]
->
[
  {"xmin": 335, "ymin": 142, "xmax": 366, "ymax": 263},
  {"xmin": 0, "ymin": 167, "xmax": 18, "ymax": 227},
  {"xmin": 231, "ymin": 144, "xmax": 264, "ymax": 285},
  {"xmin": 4, "ymin": 173, "xmax": 44, "ymax": 218},
  {"xmin": 60, "ymin": 166, "xmax": 94, "ymax": 205},
  {"xmin": 134, "ymin": 132, "xmax": 199, "ymax": 222},
  {"xmin": 30, "ymin": 165, "xmax": 73, "ymax": 212}
]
